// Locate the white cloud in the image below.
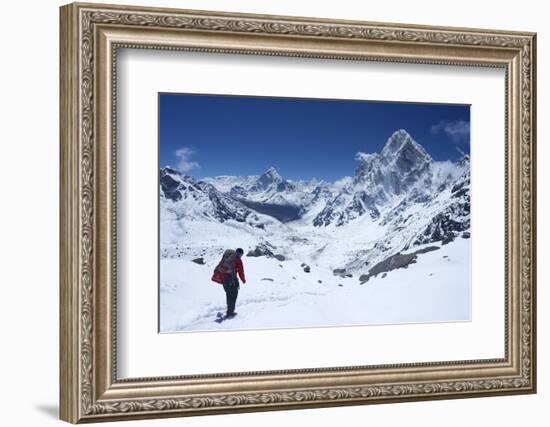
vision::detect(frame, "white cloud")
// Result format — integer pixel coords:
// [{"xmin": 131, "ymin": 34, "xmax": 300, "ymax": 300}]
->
[
  {"xmin": 175, "ymin": 147, "xmax": 200, "ymax": 173},
  {"xmin": 431, "ymin": 120, "xmax": 470, "ymax": 144}
]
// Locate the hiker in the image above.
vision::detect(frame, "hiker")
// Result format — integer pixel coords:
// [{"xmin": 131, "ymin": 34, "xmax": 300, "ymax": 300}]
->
[{"xmin": 211, "ymin": 248, "xmax": 246, "ymax": 318}]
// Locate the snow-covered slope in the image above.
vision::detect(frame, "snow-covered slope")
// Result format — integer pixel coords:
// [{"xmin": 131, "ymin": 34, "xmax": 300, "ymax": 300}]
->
[
  {"xmin": 160, "ymin": 238, "xmax": 470, "ymax": 332},
  {"xmin": 160, "ymin": 167, "xmax": 285, "ymax": 258},
  {"xmin": 159, "ymin": 129, "xmax": 471, "ymax": 332}
]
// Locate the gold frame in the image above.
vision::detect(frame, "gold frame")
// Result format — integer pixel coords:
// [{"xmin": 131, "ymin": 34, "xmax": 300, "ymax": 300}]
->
[{"xmin": 60, "ymin": 2, "xmax": 537, "ymax": 423}]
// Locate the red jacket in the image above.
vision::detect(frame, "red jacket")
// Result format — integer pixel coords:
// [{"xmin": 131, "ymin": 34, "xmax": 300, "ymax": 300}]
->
[
  {"xmin": 211, "ymin": 257, "xmax": 246, "ymax": 284},
  {"xmin": 233, "ymin": 257, "xmax": 246, "ymax": 283}
]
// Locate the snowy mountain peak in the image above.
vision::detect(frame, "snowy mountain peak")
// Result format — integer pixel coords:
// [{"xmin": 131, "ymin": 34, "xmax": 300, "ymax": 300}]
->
[
  {"xmin": 161, "ymin": 165, "xmax": 180, "ymax": 176},
  {"xmin": 353, "ymin": 129, "xmax": 432, "ymax": 194},
  {"xmin": 259, "ymin": 166, "xmax": 282, "ymax": 183},
  {"xmin": 458, "ymin": 153, "xmax": 470, "ymax": 167},
  {"xmin": 265, "ymin": 166, "xmax": 280, "ymax": 175},
  {"xmin": 253, "ymin": 166, "xmax": 294, "ymax": 193},
  {"xmin": 313, "ymin": 129, "xmax": 467, "ymax": 228},
  {"xmin": 381, "ymin": 129, "xmax": 431, "ymax": 163}
]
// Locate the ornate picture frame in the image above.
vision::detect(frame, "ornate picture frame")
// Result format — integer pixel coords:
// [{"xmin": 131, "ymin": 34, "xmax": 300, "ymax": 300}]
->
[{"xmin": 60, "ymin": 2, "xmax": 536, "ymax": 423}]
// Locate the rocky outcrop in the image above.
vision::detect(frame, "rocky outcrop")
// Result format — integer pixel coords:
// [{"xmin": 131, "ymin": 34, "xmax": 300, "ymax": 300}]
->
[
  {"xmin": 359, "ymin": 246, "xmax": 440, "ymax": 284},
  {"xmin": 246, "ymin": 243, "xmax": 286, "ymax": 262}
]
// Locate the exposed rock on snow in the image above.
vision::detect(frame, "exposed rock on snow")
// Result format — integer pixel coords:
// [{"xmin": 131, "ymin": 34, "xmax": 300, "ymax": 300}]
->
[
  {"xmin": 247, "ymin": 243, "xmax": 275, "ymax": 257},
  {"xmin": 333, "ymin": 268, "xmax": 347, "ymax": 277},
  {"xmin": 368, "ymin": 252, "xmax": 418, "ymax": 278},
  {"xmin": 413, "ymin": 246, "xmax": 440, "ymax": 255},
  {"xmin": 359, "ymin": 274, "xmax": 370, "ymax": 284},
  {"xmin": 191, "ymin": 257, "xmax": 205, "ymax": 265},
  {"xmin": 359, "ymin": 245, "xmax": 442, "ymax": 284}
]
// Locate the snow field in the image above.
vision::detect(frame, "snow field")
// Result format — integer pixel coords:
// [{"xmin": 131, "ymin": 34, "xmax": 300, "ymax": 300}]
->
[{"xmin": 160, "ymin": 238, "xmax": 470, "ymax": 332}]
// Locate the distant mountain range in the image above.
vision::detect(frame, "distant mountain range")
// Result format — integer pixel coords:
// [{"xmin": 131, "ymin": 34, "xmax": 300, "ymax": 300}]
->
[{"xmin": 160, "ymin": 129, "xmax": 470, "ymax": 275}]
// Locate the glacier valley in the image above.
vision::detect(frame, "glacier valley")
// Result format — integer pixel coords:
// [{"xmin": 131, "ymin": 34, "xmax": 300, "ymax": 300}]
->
[{"xmin": 159, "ymin": 129, "xmax": 471, "ymax": 332}]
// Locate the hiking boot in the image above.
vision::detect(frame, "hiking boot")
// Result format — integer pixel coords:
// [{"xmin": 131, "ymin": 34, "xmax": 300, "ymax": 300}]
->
[{"xmin": 226, "ymin": 312, "xmax": 237, "ymax": 318}]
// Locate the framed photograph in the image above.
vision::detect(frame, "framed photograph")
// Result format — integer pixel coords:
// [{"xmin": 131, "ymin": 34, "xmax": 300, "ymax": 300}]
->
[{"xmin": 60, "ymin": 2, "xmax": 537, "ymax": 423}]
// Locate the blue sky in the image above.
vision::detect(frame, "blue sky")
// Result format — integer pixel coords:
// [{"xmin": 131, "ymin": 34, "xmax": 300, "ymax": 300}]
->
[{"xmin": 159, "ymin": 93, "xmax": 470, "ymax": 182}]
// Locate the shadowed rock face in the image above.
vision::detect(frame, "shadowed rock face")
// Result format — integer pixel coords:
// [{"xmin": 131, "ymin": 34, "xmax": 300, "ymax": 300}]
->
[
  {"xmin": 412, "ymin": 174, "xmax": 470, "ymax": 247},
  {"xmin": 229, "ymin": 185, "xmax": 248, "ymax": 198},
  {"xmin": 160, "ymin": 172, "xmax": 182, "ymax": 202},
  {"xmin": 314, "ymin": 190, "xmax": 381, "ymax": 227},
  {"xmin": 203, "ymin": 185, "xmax": 250, "ymax": 223}
]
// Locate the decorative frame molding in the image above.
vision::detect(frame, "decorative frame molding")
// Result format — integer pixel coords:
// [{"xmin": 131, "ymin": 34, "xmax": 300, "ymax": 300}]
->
[{"xmin": 60, "ymin": 2, "xmax": 536, "ymax": 423}]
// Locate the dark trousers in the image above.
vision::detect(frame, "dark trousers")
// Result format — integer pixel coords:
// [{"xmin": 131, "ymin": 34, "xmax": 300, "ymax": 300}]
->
[{"xmin": 223, "ymin": 274, "xmax": 239, "ymax": 315}]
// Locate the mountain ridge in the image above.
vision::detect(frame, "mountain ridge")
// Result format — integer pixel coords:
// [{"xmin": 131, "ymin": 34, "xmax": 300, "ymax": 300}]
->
[{"xmin": 160, "ymin": 129, "xmax": 470, "ymax": 276}]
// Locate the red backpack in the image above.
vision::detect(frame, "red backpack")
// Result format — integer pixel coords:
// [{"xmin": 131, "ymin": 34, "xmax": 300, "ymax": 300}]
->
[{"xmin": 211, "ymin": 249, "xmax": 236, "ymax": 284}]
